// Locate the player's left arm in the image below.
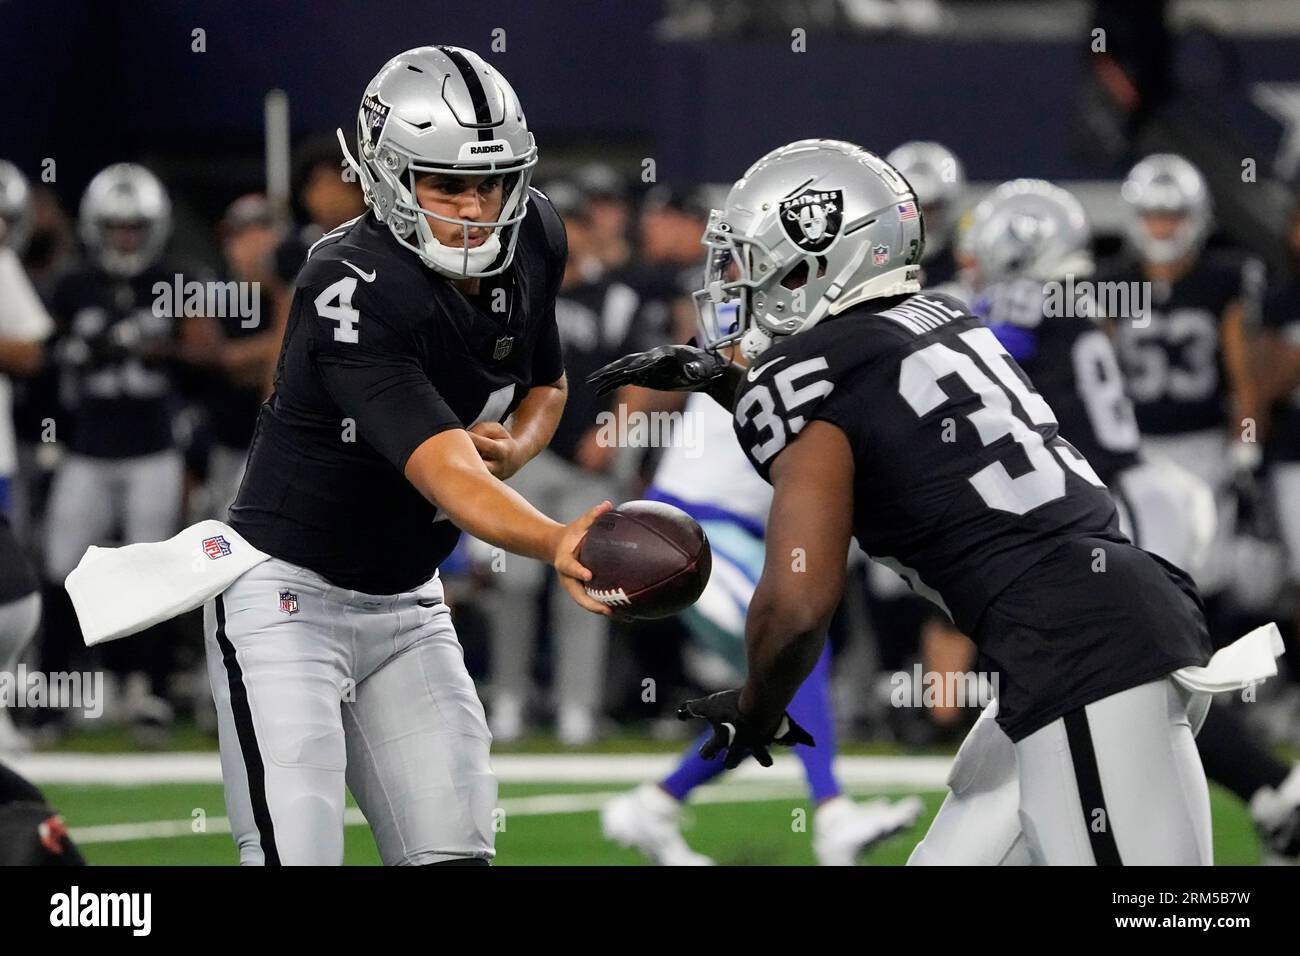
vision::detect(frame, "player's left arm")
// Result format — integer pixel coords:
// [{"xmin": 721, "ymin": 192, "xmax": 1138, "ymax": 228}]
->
[
  {"xmin": 678, "ymin": 420, "xmax": 853, "ymax": 767},
  {"xmin": 740, "ymin": 420, "xmax": 855, "ymax": 731}
]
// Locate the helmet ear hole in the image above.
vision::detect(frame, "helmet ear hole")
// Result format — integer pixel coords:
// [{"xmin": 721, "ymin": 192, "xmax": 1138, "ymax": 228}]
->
[{"xmin": 780, "ymin": 258, "xmax": 811, "ymax": 290}]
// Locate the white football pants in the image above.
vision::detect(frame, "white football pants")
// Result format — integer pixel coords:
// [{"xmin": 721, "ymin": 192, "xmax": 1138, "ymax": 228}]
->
[
  {"xmin": 908, "ymin": 678, "xmax": 1212, "ymax": 865},
  {"xmin": 204, "ymin": 557, "xmax": 497, "ymax": 866}
]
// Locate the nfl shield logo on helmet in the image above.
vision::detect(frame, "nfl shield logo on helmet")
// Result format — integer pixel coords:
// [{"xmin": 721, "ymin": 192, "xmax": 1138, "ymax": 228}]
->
[
  {"xmin": 202, "ymin": 535, "xmax": 232, "ymax": 559},
  {"xmin": 779, "ymin": 187, "xmax": 843, "ymax": 253},
  {"xmin": 872, "ymin": 244, "xmax": 890, "ymax": 266},
  {"xmin": 278, "ymin": 590, "xmax": 300, "ymax": 615}
]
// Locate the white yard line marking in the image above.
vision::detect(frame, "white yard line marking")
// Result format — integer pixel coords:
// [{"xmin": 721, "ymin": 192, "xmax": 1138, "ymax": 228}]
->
[
  {"xmin": 13, "ymin": 751, "xmax": 953, "ymax": 788},
  {"xmin": 69, "ymin": 782, "xmax": 939, "ymax": 845}
]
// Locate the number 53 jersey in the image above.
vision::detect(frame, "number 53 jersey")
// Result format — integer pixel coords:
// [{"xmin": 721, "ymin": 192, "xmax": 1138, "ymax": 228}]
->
[{"xmin": 732, "ymin": 292, "xmax": 1211, "ymax": 736}]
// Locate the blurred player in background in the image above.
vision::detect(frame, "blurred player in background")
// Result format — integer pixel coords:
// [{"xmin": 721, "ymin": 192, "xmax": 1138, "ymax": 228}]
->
[
  {"xmin": 0, "ymin": 512, "xmax": 81, "ymax": 860},
  {"xmin": 482, "ymin": 180, "xmax": 640, "ymax": 745},
  {"xmin": 573, "ymin": 162, "xmax": 634, "ymax": 274},
  {"xmin": 1107, "ymin": 155, "xmax": 1265, "ymax": 621},
  {"xmin": 42, "ymin": 163, "xmax": 216, "ymax": 740},
  {"xmin": 599, "ymin": 333, "xmax": 923, "ymax": 865},
  {"xmin": 886, "ymin": 141, "xmax": 967, "ymax": 289},
  {"xmin": 1260, "ymin": 205, "xmax": 1300, "ymax": 645},
  {"xmin": 272, "ymin": 136, "xmax": 368, "ymax": 288},
  {"xmin": 0, "ymin": 160, "xmax": 53, "ymax": 752},
  {"xmin": 196, "ymin": 194, "xmax": 288, "ymax": 520}
]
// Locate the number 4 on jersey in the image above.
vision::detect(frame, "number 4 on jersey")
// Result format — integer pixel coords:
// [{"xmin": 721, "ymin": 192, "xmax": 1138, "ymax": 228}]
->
[{"xmin": 315, "ymin": 276, "xmax": 361, "ymax": 344}]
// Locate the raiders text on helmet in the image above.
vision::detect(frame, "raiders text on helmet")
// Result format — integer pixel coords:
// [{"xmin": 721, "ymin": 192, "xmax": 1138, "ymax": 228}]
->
[
  {"xmin": 694, "ymin": 139, "xmax": 925, "ymax": 359},
  {"xmin": 338, "ymin": 46, "xmax": 538, "ymax": 278},
  {"xmin": 1122, "ymin": 154, "xmax": 1212, "ymax": 265},
  {"xmin": 78, "ymin": 164, "xmax": 172, "ymax": 278}
]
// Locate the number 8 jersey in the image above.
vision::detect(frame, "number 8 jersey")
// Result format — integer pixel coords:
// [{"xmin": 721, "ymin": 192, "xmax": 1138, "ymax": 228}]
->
[{"xmin": 731, "ymin": 291, "xmax": 1126, "ymax": 636}]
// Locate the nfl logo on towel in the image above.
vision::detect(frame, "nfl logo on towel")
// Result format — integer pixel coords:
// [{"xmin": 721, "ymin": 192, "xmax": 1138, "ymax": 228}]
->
[
  {"xmin": 279, "ymin": 590, "xmax": 300, "ymax": 615},
  {"xmin": 202, "ymin": 535, "xmax": 232, "ymax": 559}
]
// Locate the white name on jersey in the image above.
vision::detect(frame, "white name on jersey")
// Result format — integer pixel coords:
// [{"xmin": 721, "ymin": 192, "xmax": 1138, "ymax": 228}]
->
[{"xmin": 878, "ymin": 294, "xmax": 965, "ymax": 336}]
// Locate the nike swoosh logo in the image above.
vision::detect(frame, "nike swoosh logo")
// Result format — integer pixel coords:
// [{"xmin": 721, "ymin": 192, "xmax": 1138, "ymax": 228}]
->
[
  {"xmin": 341, "ymin": 260, "xmax": 376, "ymax": 282},
  {"xmin": 746, "ymin": 355, "xmax": 787, "ymax": 382}
]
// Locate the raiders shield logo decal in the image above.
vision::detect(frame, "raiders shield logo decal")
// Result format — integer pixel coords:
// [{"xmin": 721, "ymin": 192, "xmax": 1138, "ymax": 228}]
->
[
  {"xmin": 780, "ymin": 187, "xmax": 843, "ymax": 253},
  {"xmin": 361, "ymin": 94, "xmax": 391, "ymax": 146}
]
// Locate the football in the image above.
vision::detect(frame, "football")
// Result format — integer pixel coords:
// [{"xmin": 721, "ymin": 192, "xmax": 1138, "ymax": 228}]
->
[{"xmin": 578, "ymin": 500, "xmax": 712, "ymax": 621}]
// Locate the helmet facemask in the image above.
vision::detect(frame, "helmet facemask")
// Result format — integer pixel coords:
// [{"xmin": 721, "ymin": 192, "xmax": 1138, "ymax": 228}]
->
[{"xmin": 339, "ymin": 124, "xmax": 537, "ymax": 279}]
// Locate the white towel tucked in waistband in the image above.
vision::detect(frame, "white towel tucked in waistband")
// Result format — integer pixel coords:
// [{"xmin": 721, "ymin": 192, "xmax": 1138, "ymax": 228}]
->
[
  {"xmin": 1172, "ymin": 622, "xmax": 1285, "ymax": 695},
  {"xmin": 1172, "ymin": 622, "xmax": 1285, "ymax": 735},
  {"xmin": 65, "ymin": 520, "xmax": 270, "ymax": 647}
]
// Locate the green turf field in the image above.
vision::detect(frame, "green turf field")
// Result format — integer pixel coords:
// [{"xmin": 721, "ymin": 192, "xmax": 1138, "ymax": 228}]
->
[{"xmin": 40, "ymin": 780, "xmax": 1263, "ymax": 866}]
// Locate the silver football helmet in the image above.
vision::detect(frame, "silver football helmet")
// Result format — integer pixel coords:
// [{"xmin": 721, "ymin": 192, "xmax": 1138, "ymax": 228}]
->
[
  {"xmin": 338, "ymin": 46, "xmax": 537, "ymax": 278},
  {"xmin": 0, "ymin": 160, "xmax": 34, "ymax": 254},
  {"xmin": 79, "ymin": 163, "xmax": 172, "ymax": 278},
  {"xmin": 966, "ymin": 179, "xmax": 1093, "ymax": 286},
  {"xmin": 885, "ymin": 141, "xmax": 965, "ymax": 256},
  {"xmin": 694, "ymin": 139, "xmax": 924, "ymax": 359},
  {"xmin": 1121, "ymin": 154, "xmax": 1211, "ymax": 265}
]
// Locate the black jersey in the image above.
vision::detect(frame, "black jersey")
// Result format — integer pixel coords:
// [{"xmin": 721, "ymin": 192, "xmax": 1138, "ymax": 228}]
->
[
  {"xmin": 230, "ymin": 193, "xmax": 566, "ymax": 595},
  {"xmin": 549, "ymin": 276, "xmax": 646, "ymax": 463},
  {"xmin": 47, "ymin": 260, "xmax": 204, "ymax": 459},
  {"xmin": 1262, "ymin": 278, "xmax": 1300, "ymax": 463},
  {"xmin": 731, "ymin": 291, "xmax": 1210, "ymax": 739},
  {"xmin": 976, "ymin": 278, "xmax": 1141, "ymax": 485},
  {"xmin": 1107, "ymin": 252, "xmax": 1259, "ymax": 435}
]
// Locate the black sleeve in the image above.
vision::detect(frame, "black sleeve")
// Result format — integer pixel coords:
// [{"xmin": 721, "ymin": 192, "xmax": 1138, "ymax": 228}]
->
[
  {"xmin": 532, "ymin": 310, "xmax": 564, "ymax": 384},
  {"xmin": 530, "ymin": 190, "xmax": 569, "ymax": 385},
  {"xmin": 306, "ymin": 276, "xmax": 463, "ymax": 471}
]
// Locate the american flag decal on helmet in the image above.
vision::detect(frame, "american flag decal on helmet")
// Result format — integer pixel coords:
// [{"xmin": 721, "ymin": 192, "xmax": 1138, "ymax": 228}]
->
[{"xmin": 897, "ymin": 201, "xmax": 918, "ymax": 221}]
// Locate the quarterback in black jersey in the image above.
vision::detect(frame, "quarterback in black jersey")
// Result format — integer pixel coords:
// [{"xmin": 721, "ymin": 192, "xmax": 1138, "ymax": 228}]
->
[
  {"xmin": 207, "ymin": 47, "xmax": 608, "ymax": 867},
  {"xmin": 1104, "ymin": 155, "xmax": 1264, "ymax": 604},
  {"xmin": 593, "ymin": 140, "xmax": 1218, "ymax": 864}
]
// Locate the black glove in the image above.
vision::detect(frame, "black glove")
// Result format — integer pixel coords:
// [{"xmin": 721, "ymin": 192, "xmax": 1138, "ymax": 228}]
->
[
  {"xmin": 586, "ymin": 342, "xmax": 730, "ymax": 397},
  {"xmin": 677, "ymin": 689, "xmax": 815, "ymax": 770}
]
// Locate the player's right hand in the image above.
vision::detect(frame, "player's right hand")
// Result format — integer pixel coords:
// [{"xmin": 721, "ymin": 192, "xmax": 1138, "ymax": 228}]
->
[
  {"xmin": 553, "ymin": 500, "xmax": 615, "ymax": 616},
  {"xmin": 586, "ymin": 343, "xmax": 729, "ymax": 396}
]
